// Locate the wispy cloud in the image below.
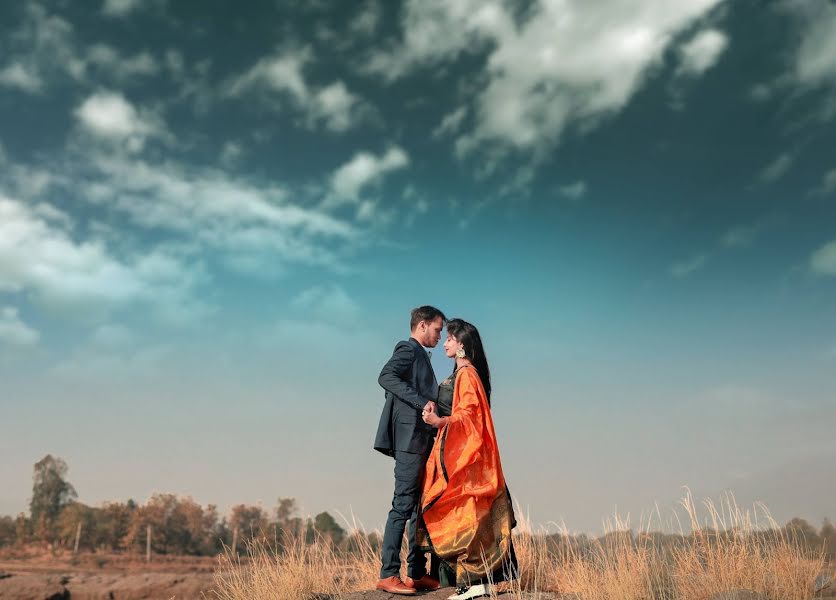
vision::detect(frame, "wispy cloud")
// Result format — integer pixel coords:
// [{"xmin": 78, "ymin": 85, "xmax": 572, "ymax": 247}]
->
[
  {"xmin": 721, "ymin": 221, "xmax": 766, "ymax": 248},
  {"xmin": 327, "ymin": 146, "xmax": 409, "ymax": 207},
  {"xmin": 102, "ymin": 0, "xmax": 145, "ymax": 18},
  {"xmin": 790, "ymin": 1, "xmax": 836, "ymax": 89},
  {"xmin": 73, "ymin": 151, "xmax": 359, "ymax": 274},
  {"xmin": 0, "ymin": 195, "xmax": 207, "ymax": 321},
  {"xmin": 432, "ymin": 106, "xmax": 468, "ymax": 140},
  {"xmin": 814, "ymin": 167, "xmax": 836, "ymax": 195},
  {"xmin": 0, "ymin": 306, "xmax": 40, "ymax": 346},
  {"xmin": 0, "ymin": 3, "xmax": 83, "ymax": 93},
  {"xmin": 290, "ymin": 284, "xmax": 360, "ymax": 324},
  {"xmin": 559, "ymin": 181, "xmax": 588, "ymax": 202},
  {"xmin": 85, "ymin": 44, "xmax": 160, "ymax": 82},
  {"xmin": 675, "ymin": 28, "xmax": 729, "ymax": 78},
  {"xmin": 810, "ymin": 239, "xmax": 836, "ymax": 276},
  {"xmin": 757, "ymin": 152, "xmax": 794, "ymax": 184},
  {"xmin": 368, "ymin": 0, "xmax": 724, "ymax": 165},
  {"xmin": 227, "ymin": 47, "xmax": 374, "ymax": 133},
  {"xmin": 0, "ymin": 62, "xmax": 43, "ymax": 93},
  {"xmin": 671, "ymin": 253, "xmax": 708, "ymax": 278}
]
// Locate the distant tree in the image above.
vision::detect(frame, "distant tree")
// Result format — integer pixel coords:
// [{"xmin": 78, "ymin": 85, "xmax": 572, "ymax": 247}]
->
[
  {"xmin": 820, "ymin": 518, "xmax": 836, "ymax": 560},
  {"xmin": 14, "ymin": 513, "xmax": 28, "ymax": 545},
  {"xmin": 311, "ymin": 511, "xmax": 345, "ymax": 546},
  {"xmin": 0, "ymin": 516, "xmax": 14, "ymax": 547},
  {"xmin": 228, "ymin": 504, "xmax": 269, "ymax": 550},
  {"xmin": 124, "ymin": 494, "xmax": 218, "ymax": 555},
  {"xmin": 30, "ymin": 455, "xmax": 77, "ymax": 542},
  {"xmin": 56, "ymin": 502, "xmax": 96, "ymax": 550},
  {"xmin": 273, "ymin": 497, "xmax": 303, "ymax": 538},
  {"xmin": 784, "ymin": 517, "xmax": 820, "ymax": 550},
  {"xmin": 96, "ymin": 501, "xmax": 135, "ymax": 551}
]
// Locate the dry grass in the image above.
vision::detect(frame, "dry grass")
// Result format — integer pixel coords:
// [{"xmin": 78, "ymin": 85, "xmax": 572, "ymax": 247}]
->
[
  {"xmin": 212, "ymin": 494, "xmax": 826, "ymax": 600},
  {"xmin": 671, "ymin": 493, "xmax": 824, "ymax": 600}
]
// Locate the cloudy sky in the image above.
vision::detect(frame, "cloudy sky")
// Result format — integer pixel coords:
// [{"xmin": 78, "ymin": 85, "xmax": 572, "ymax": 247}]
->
[{"xmin": 1, "ymin": 0, "xmax": 835, "ymax": 534}]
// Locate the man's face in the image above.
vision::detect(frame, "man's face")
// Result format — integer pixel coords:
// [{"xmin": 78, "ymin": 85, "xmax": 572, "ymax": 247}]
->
[{"xmin": 419, "ymin": 316, "xmax": 444, "ymax": 348}]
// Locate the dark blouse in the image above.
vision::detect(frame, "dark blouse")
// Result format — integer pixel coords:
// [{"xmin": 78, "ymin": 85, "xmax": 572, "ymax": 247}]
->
[{"xmin": 436, "ymin": 369, "xmax": 457, "ymax": 417}]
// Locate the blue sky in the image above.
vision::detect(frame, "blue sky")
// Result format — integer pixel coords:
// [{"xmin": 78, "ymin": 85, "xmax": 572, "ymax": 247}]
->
[{"xmin": 0, "ymin": 0, "xmax": 835, "ymax": 534}]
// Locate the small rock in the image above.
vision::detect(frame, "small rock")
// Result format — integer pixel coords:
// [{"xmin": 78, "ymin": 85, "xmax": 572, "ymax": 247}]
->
[{"xmin": 814, "ymin": 573, "xmax": 833, "ymax": 593}]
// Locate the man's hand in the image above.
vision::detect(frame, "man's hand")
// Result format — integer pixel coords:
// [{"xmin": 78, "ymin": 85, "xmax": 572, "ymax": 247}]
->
[{"xmin": 422, "ymin": 401, "xmax": 436, "ymax": 418}]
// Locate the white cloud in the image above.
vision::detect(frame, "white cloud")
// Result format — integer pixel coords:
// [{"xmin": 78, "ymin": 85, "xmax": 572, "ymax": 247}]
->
[
  {"xmin": 74, "ymin": 91, "xmax": 163, "ymax": 150},
  {"xmin": 0, "ymin": 196, "xmax": 202, "ymax": 317},
  {"xmin": 86, "ymin": 44, "xmax": 160, "ymax": 80},
  {"xmin": 73, "ymin": 152, "xmax": 358, "ymax": 274},
  {"xmin": 102, "ymin": 0, "xmax": 143, "ymax": 17},
  {"xmin": 559, "ymin": 181, "xmax": 587, "ymax": 201},
  {"xmin": 671, "ymin": 253, "xmax": 708, "ymax": 278},
  {"xmin": 810, "ymin": 239, "xmax": 836, "ymax": 276},
  {"xmin": 227, "ymin": 48, "xmax": 371, "ymax": 133},
  {"xmin": 312, "ymin": 81, "xmax": 363, "ymax": 132},
  {"xmin": 370, "ymin": 0, "xmax": 723, "ymax": 160},
  {"xmin": 329, "ymin": 147, "xmax": 409, "ymax": 205},
  {"xmin": 0, "ymin": 307, "xmax": 40, "ymax": 346},
  {"xmin": 1, "ymin": 3, "xmax": 85, "ymax": 90},
  {"xmin": 90, "ymin": 323, "xmax": 134, "ymax": 348},
  {"xmin": 349, "ymin": 0, "xmax": 383, "ymax": 37},
  {"xmin": 758, "ymin": 152, "xmax": 793, "ymax": 184},
  {"xmin": 676, "ymin": 28, "xmax": 729, "ymax": 77},
  {"xmin": 0, "ymin": 62, "xmax": 43, "ymax": 93},
  {"xmin": 290, "ymin": 284, "xmax": 360, "ymax": 324},
  {"xmin": 791, "ymin": 1, "xmax": 836, "ymax": 88},
  {"xmin": 432, "ymin": 106, "xmax": 468, "ymax": 139},
  {"xmin": 817, "ymin": 168, "xmax": 836, "ymax": 194},
  {"xmin": 722, "ymin": 224, "xmax": 760, "ymax": 248}
]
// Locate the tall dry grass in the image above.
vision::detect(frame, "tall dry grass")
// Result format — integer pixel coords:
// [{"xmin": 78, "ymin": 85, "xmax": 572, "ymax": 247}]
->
[
  {"xmin": 211, "ymin": 494, "xmax": 826, "ymax": 600},
  {"xmin": 671, "ymin": 493, "xmax": 824, "ymax": 600}
]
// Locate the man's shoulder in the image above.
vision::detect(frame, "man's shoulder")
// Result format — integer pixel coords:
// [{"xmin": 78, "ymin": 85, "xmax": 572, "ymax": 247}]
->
[
  {"xmin": 393, "ymin": 338, "xmax": 421, "ymax": 351},
  {"xmin": 388, "ymin": 339, "xmax": 418, "ymax": 357}
]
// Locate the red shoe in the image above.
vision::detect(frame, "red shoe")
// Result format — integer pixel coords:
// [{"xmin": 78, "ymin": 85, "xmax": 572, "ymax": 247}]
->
[
  {"xmin": 405, "ymin": 574, "xmax": 441, "ymax": 591},
  {"xmin": 376, "ymin": 576, "xmax": 417, "ymax": 595}
]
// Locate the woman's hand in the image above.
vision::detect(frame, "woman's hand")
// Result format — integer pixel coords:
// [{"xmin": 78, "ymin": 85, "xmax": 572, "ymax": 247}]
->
[{"xmin": 422, "ymin": 402, "xmax": 446, "ymax": 428}]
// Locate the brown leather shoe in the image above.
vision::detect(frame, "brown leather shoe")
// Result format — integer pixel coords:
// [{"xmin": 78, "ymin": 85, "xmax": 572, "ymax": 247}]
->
[
  {"xmin": 404, "ymin": 574, "xmax": 441, "ymax": 591},
  {"xmin": 376, "ymin": 576, "xmax": 417, "ymax": 595}
]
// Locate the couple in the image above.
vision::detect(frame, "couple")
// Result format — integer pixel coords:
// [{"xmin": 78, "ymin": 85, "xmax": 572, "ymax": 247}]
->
[{"xmin": 374, "ymin": 306, "xmax": 517, "ymax": 600}]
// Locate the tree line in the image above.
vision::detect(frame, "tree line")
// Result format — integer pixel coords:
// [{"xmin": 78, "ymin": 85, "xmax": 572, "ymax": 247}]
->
[
  {"xmin": 0, "ymin": 455, "xmax": 355, "ymax": 556},
  {"xmin": 1, "ymin": 455, "xmax": 834, "ymax": 560}
]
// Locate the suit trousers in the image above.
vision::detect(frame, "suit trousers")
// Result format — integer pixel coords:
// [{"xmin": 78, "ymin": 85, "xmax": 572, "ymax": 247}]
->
[{"xmin": 380, "ymin": 449, "xmax": 430, "ymax": 579}]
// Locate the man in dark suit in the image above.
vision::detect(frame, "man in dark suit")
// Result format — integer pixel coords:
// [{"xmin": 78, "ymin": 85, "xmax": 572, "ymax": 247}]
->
[{"xmin": 374, "ymin": 305, "xmax": 446, "ymax": 595}]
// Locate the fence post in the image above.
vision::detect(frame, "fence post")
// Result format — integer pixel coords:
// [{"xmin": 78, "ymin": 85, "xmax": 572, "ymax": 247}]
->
[{"xmin": 73, "ymin": 522, "xmax": 82, "ymax": 554}]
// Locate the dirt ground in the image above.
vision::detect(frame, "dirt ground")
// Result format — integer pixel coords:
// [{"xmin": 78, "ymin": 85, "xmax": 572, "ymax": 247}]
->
[{"xmin": 0, "ymin": 549, "xmax": 216, "ymax": 599}]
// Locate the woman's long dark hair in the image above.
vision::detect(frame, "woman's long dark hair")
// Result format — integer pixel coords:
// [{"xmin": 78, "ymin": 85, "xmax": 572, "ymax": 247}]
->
[{"xmin": 447, "ymin": 318, "xmax": 491, "ymax": 402}]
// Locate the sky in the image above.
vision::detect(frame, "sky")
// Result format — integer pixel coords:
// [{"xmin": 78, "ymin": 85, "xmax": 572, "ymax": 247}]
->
[{"xmin": 0, "ymin": 0, "xmax": 835, "ymax": 535}]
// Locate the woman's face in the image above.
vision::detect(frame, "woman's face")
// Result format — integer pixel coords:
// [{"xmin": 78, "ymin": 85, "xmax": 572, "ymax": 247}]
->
[{"xmin": 443, "ymin": 333, "xmax": 463, "ymax": 359}]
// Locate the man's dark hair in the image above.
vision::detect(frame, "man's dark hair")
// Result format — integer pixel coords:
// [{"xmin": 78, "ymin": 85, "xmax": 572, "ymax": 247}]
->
[{"xmin": 410, "ymin": 305, "xmax": 446, "ymax": 330}]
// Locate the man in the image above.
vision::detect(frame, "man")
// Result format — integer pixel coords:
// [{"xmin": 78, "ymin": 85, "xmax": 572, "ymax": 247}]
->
[{"xmin": 374, "ymin": 305, "xmax": 446, "ymax": 595}]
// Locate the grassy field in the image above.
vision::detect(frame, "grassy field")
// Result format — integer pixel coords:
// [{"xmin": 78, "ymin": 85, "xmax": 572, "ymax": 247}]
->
[{"xmin": 213, "ymin": 494, "xmax": 832, "ymax": 600}]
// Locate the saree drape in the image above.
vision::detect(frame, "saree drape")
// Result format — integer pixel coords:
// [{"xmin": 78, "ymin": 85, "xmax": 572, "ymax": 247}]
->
[{"xmin": 419, "ymin": 365, "xmax": 517, "ymax": 587}]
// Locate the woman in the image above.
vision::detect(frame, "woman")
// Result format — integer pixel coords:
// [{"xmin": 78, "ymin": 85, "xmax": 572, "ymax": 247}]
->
[{"xmin": 418, "ymin": 318, "xmax": 517, "ymax": 600}]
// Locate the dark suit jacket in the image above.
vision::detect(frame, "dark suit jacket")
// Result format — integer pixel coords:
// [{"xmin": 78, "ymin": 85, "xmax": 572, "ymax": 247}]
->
[{"xmin": 374, "ymin": 337, "xmax": 439, "ymax": 457}]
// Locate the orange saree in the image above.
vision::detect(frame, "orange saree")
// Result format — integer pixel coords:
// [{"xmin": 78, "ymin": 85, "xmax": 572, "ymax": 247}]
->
[{"xmin": 419, "ymin": 365, "xmax": 517, "ymax": 587}]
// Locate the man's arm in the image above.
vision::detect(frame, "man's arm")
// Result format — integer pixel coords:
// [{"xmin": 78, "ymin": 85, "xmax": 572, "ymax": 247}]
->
[{"xmin": 378, "ymin": 342, "xmax": 428, "ymax": 411}]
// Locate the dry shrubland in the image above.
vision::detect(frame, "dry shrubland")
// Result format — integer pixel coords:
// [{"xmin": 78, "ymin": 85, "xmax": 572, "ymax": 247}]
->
[{"xmin": 212, "ymin": 493, "xmax": 828, "ymax": 600}]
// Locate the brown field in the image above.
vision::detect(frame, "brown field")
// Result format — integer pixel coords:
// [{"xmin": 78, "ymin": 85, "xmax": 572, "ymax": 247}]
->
[
  {"xmin": 0, "ymin": 548, "xmax": 215, "ymax": 599},
  {"xmin": 1, "ymin": 495, "xmax": 834, "ymax": 600}
]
